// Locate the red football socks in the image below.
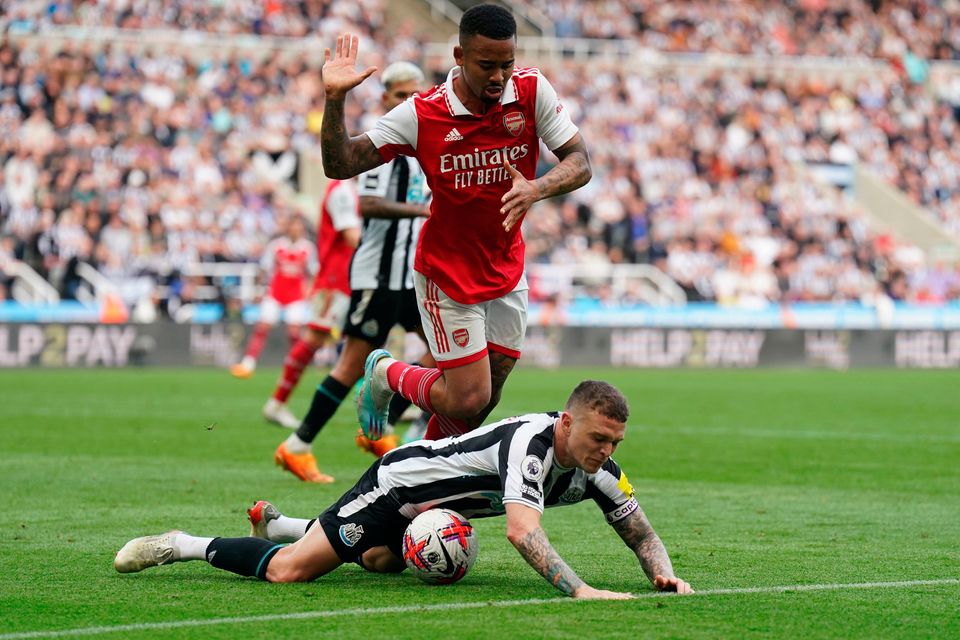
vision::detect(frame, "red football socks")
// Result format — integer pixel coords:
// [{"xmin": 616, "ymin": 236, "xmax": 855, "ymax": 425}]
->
[
  {"xmin": 424, "ymin": 414, "xmax": 471, "ymax": 439},
  {"xmin": 244, "ymin": 325, "xmax": 270, "ymax": 360},
  {"xmin": 273, "ymin": 339, "xmax": 318, "ymax": 402},
  {"xmin": 386, "ymin": 361, "xmax": 441, "ymax": 414}
]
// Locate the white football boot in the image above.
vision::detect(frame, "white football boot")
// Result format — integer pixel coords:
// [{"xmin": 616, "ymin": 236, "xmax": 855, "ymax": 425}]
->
[
  {"xmin": 262, "ymin": 398, "xmax": 300, "ymax": 430},
  {"xmin": 114, "ymin": 531, "xmax": 181, "ymax": 573}
]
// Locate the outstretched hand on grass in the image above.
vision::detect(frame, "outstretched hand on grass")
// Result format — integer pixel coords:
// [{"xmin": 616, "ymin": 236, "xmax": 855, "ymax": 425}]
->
[
  {"xmin": 573, "ymin": 585, "xmax": 635, "ymax": 600},
  {"xmin": 654, "ymin": 574, "xmax": 694, "ymax": 594}
]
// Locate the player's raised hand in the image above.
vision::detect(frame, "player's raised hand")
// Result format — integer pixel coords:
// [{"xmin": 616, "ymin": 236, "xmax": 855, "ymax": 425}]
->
[
  {"xmin": 572, "ymin": 585, "xmax": 635, "ymax": 600},
  {"xmin": 322, "ymin": 33, "xmax": 378, "ymax": 100},
  {"xmin": 654, "ymin": 574, "xmax": 694, "ymax": 594},
  {"xmin": 500, "ymin": 160, "xmax": 540, "ymax": 232}
]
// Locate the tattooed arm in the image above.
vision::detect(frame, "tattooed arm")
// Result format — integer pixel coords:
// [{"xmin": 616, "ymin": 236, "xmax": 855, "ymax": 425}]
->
[
  {"xmin": 536, "ymin": 134, "xmax": 591, "ymax": 200},
  {"xmin": 320, "ymin": 100, "xmax": 385, "ymax": 179},
  {"xmin": 320, "ymin": 33, "xmax": 385, "ymax": 179},
  {"xmin": 611, "ymin": 507, "xmax": 694, "ymax": 594},
  {"xmin": 500, "ymin": 134, "xmax": 591, "ymax": 231},
  {"xmin": 505, "ymin": 503, "xmax": 632, "ymax": 599}
]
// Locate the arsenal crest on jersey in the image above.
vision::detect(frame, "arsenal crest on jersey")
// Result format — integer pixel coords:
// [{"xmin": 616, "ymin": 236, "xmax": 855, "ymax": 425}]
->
[
  {"xmin": 503, "ymin": 112, "xmax": 525, "ymax": 137},
  {"xmin": 452, "ymin": 328, "xmax": 470, "ymax": 348}
]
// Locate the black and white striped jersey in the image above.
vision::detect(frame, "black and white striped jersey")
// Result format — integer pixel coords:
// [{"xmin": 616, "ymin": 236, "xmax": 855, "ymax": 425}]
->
[
  {"xmin": 351, "ymin": 157, "xmax": 427, "ymax": 291},
  {"xmin": 337, "ymin": 412, "xmax": 639, "ymax": 525}
]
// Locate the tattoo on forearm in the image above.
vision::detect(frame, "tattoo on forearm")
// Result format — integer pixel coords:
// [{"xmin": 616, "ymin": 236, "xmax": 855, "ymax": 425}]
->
[
  {"xmin": 536, "ymin": 152, "xmax": 590, "ymax": 199},
  {"xmin": 320, "ymin": 98, "xmax": 349, "ymax": 176},
  {"xmin": 535, "ymin": 140, "xmax": 591, "ymax": 200},
  {"xmin": 516, "ymin": 527, "xmax": 584, "ymax": 596},
  {"xmin": 612, "ymin": 510, "xmax": 674, "ymax": 583},
  {"xmin": 320, "ymin": 98, "xmax": 381, "ymax": 178}
]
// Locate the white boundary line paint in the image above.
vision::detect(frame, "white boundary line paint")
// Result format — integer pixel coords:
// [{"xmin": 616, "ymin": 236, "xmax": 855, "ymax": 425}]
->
[{"xmin": 2, "ymin": 579, "xmax": 957, "ymax": 640}]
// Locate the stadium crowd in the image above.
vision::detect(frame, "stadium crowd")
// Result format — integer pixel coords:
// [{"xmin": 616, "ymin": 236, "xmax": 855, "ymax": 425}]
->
[
  {"xmin": 520, "ymin": 65, "xmax": 960, "ymax": 306},
  {"xmin": 2, "ymin": 0, "xmax": 388, "ymax": 39},
  {"xmin": 521, "ymin": 0, "xmax": 957, "ymax": 62},
  {"xmin": 7, "ymin": 0, "xmax": 958, "ymax": 64},
  {"xmin": 2, "ymin": 0, "xmax": 960, "ymax": 313},
  {"xmin": 0, "ymin": 25, "xmax": 415, "ymax": 311}
]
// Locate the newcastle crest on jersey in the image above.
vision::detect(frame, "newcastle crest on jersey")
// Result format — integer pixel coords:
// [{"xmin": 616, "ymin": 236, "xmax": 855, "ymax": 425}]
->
[{"xmin": 503, "ymin": 111, "xmax": 525, "ymax": 137}]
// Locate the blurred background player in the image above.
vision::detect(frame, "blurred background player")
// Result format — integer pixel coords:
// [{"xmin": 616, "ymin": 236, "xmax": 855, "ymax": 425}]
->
[
  {"xmin": 230, "ymin": 214, "xmax": 316, "ymax": 379},
  {"xmin": 273, "ymin": 61, "xmax": 435, "ymax": 483},
  {"xmin": 261, "ymin": 177, "xmax": 361, "ymax": 426},
  {"xmin": 320, "ymin": 5, "xmax": 591, "ymax": 441}
]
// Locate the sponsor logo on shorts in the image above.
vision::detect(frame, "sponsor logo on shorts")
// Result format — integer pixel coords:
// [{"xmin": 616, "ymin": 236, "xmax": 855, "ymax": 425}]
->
[
  {"xmin": 521, "ymin": 455, "xmax": 545, "ymax": 482},
  {"xmin": 361, "ymin": 319, "xmax": 379, "ymax": 337},
  {"xmin": 605, "ymin": 498, "xmax": 639, "ymax": 523},
  {"xmin": 504, "ymin": 112, "xmax": 525, "ymax": 137},
  {"xmin": 452, "ymin": 328, "xmax": 470, "ymax": 348},
  {"xmin": 339, "ymin": 523, "xmax": 365, "ymax": 547}
]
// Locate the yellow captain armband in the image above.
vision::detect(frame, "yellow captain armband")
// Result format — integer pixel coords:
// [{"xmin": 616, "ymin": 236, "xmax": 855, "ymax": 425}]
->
[{"xmin": 617, "ymin": 471, "xmax": 635, "ymax": 499}]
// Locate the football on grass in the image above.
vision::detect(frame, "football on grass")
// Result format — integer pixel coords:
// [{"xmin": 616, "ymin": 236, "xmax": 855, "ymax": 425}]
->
[{"xmin": 402, "ymin": 508, "xmax": 478, "ymax": 584}]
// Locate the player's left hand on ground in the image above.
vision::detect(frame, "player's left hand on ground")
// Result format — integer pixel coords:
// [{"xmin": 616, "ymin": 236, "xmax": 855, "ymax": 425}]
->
[
  {"xmin": 654, "ymin": 574, "xmax": 694, "ymax": 594},
  {"xmin": 573, "ymin": 585, "xmax": 635, "ymax": 600},
  {"xmin": 500, "ymin": 160, "xmax": 539, "ymax": 232}
]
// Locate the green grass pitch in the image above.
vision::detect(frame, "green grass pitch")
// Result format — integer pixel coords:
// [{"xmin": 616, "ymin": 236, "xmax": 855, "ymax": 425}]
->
[{"xmin": 1, "ymin": 367, "xmax": 958, "ymax": 639}]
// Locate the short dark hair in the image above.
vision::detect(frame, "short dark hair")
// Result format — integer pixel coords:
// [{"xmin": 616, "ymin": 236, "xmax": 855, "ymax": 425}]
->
[
  {"xmin": 565, "ymin": 380, "xmax": 630, "ymax": 423},
  {"xmin": 459, "ymin": 3, "xmax": 516, "ymax": 42}
]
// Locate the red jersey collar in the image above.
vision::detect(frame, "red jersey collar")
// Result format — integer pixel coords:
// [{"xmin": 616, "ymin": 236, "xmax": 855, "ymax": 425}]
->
[{"xmin": 444, "ymin": 66, "xmax": 518, "ymax": 117}]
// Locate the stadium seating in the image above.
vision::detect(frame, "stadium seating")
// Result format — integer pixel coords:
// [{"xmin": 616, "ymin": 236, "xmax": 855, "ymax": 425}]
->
[
  {"xmin": 508, "ymin": 0, "xmax": 959, "ymax": 60},
  {"xmin": 2, "ymin": 0, "xmax": 959, "ymax": 315}
]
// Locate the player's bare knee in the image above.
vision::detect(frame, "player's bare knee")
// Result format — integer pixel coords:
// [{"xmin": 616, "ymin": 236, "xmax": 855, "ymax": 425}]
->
[
  {"xmin": 454, "ymin": 388, "xmax": 491, "ymax": 417},
  {"xmin": 360, "ymin": 547, "xmax": 405, "ymax": 573},
  {"xmin": 264, "ymin": 558, "xmax": 311, "ymax": 583},
  {"xmin": 303, "ymin": 328, "xmax": 327, "ymax": 348}
]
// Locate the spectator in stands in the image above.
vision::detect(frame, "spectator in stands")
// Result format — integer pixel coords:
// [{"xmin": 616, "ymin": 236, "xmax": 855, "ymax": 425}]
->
[{"xmin": 2, "ymin": 0, "xmax": 959, "ymax": 315}]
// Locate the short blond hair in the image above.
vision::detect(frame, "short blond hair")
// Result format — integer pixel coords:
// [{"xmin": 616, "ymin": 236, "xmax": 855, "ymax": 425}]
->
[{"xmin": 382, "ymin": 62, "xmax": 424, "ymax": 90}]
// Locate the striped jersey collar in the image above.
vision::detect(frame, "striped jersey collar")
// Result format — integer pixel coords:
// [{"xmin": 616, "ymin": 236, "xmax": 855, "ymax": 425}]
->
[{"xmin": 443, "ymin": 66, "xmax": 518, "ymax": 117}]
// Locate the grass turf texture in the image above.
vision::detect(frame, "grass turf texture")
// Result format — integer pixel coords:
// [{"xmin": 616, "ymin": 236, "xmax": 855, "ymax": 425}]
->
[{"xmin": 1, "ymin": 367, "xmax": 958, "ymax": 639}]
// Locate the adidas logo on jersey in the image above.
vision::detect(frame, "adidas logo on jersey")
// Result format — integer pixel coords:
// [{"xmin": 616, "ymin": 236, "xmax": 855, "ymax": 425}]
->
[{"xmin": 444, "ymin": 128, "xmax": 464, "ymax": 142}]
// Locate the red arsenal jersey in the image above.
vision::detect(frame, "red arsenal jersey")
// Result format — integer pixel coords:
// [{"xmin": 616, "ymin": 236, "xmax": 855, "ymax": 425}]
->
[
  {"xmin": 366, "ymin": 67, "xmax": 578, "ymax": 304},
  {"xmin": 262, "ymin": 237, "xmax": 317, "ymax": 305},
  {"xmin": 313, "ymin": 179, "xmax": 360, "ymax": 295}
]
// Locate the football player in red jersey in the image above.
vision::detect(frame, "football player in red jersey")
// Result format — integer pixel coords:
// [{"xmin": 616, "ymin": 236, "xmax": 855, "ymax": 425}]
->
[
  {"xmin": 319, "ymin": 5, "xmax": 592, "ymax": 441},
  {"xmin": 230, "ymin": 215, "xmax": 317, "ymax": 379},
  {"xmin": 272, "ymin": 62, "xmax": 436, "ymax": 483},
  {"xmin": 256, "ymin": 178, "xmax": 361, "ymax": 438}
]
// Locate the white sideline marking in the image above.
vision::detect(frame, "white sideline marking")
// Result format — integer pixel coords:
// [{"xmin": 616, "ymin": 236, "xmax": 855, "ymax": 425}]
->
[{"xmin": 2, "ymin": 578, "xmax": 957, "ymax": 639}]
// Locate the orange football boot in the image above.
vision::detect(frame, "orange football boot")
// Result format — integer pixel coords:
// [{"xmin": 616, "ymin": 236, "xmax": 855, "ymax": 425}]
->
[
  {"xmin": 274, "ymin": 442, "xmax": 334, "ymax": 483},
  {"xmin": 355, "ymin": 429, "xmax": 400, "ymax": 458},
  {"xmin": 229, "ymin": 363, "xmax": 254, "ymax": 379}
]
